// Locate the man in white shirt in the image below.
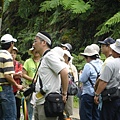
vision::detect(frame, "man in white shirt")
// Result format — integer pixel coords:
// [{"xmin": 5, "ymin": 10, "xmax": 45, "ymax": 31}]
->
[{"xmin": 33, "ymin": 31, "xmax": 69, "ymax": 120}]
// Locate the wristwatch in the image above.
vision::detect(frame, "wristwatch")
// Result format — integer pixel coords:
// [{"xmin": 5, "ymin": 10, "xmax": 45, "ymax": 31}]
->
[
  {"xmin": 94, "ymin": 92, "xmax": 99, "ymax": 97},
  {"xmin": 62, "ymin": 93, "xmax": 67, "ymax": 96}
]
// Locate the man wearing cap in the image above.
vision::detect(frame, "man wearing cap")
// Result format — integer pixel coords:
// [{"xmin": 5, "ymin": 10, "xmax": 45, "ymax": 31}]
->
[
  {"xmin": 94, "ymin": 39, "xmax": 120, "ymax": 120},
  {"xmin": 0, "ymin": 34, "xmax": 23, "ymax": 120},
  {"xmin": 33, "ymin": 31, "xmax": 69, "ymax": 120},
  {"xmin": 94, "ymin": 38, "xmax": 115, "ymax": 93},
  {"xmin": 79, "ymin": 45, "xmax": 102, "ymax": 120},
  {"xmin": 98, "ymin": 37, "xmax": 115, "ymax": 73}
]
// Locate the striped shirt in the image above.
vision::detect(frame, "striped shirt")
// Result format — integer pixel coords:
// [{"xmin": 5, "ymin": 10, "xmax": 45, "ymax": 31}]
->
[{"xmin": 0, "ymin": 50, "xmax": 15, "ymax": 82}]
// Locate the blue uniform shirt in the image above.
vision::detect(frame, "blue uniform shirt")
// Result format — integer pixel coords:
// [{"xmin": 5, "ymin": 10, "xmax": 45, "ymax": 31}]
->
[{"xmin": 79, "ymin": 59, "xmax": 102, "ymax": 96}]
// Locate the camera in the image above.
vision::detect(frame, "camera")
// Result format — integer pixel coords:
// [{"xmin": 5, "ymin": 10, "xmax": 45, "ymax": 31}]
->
[{"xmin": 23, "ymin": 83, "xmax": 35, "ymax": 97}]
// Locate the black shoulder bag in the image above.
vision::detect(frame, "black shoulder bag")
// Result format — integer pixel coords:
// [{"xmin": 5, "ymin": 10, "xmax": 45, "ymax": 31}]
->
[{"xmin": 23, "ymin": 62, "xmax": 41, "ymax": 97}]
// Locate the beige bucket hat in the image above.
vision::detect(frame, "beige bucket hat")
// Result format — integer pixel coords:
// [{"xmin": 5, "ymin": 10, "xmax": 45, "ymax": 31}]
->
[
  {"xmin": 80, "ymin": 45, "xmax": 98, "ymax": 56},
  {"xmin": 110, "ymin": 39, "xmax": 120, "ymax": 54}
]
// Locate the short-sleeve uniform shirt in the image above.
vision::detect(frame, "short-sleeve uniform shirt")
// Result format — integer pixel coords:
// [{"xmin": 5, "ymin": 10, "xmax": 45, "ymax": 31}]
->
[{"xmin": 99, "ymin": 58, "xmax": 120, "ymax": 89}]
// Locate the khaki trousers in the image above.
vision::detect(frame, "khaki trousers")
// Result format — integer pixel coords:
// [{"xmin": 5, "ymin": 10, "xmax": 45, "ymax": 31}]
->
[{"xmin": 34, "ymin": 104, "xmax": 58, "ymax": 120}]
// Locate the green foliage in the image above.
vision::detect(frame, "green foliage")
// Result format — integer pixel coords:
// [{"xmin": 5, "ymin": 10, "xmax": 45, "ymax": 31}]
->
[
  {"xmin": 1, "ymin": 0, "xmax": 120, "ymax": 62},
  {"xmin": 40, "ymin": 0, "xmax": 60, "ymax": 12},
  {"xmin": 95, "ymin": 11, "xmax": 120, "ymax": 37},
  {"xmin": 18, "ymin": 0, "xmax": 33, "ymax": 19},
  {"xmin": 73, "ymin": 96, "xmax": 79, "ymax": 108},
  {"xmin": 61, "ymin": 0, "xmax": 73, "ymax": 10},
  {"xmin": 105, "ymin": 12, "xmax": 120, "ymax": 26},
  {"xmin": 71, "ymin": 1, "xmax": 91, "ymax": 14},
  {"xmin": 3, "ymin": 0, "xmax": 15, "ymax": 13},
  {"xmin": 72, "ymin": 53, "xmax": 86, "ymax": 71},
  {"xmin": 95, "ymin": 25, "xmax": 111, "ymax": 37},
  {"xmin": 40, "ymin": 0, "xmax": 91, "ymax": 14},
  {"xmin": 16, "ymin": 54, "xmax": 24, "ymax": 65}
]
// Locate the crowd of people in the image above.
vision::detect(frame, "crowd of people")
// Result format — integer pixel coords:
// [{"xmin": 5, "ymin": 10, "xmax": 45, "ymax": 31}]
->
[{"xmin": 0, "ymin": 32, "xmax": 120, "ymax": 120}]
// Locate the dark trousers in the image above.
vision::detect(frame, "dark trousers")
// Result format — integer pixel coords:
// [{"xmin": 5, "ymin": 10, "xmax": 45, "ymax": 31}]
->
[
  {"xmin": 15, "ymin": 97, "xmax": 21, "ymax": 119},
  {"xmin": 14, "ymin": 92, "xmax": 21, "ymax": 120},
  {"xmin": 100, "ymin": 98, "xmax": 120, "ymax": 120},
  {"xmin": 80, "ymin": 94, "xmax": 100, "ymax": 120}
]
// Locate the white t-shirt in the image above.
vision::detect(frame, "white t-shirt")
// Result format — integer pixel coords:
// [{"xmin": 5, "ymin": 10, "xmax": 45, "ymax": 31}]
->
[{"xmin": 35, "ymin": 50, "xmax": 66, "ymax": 105}]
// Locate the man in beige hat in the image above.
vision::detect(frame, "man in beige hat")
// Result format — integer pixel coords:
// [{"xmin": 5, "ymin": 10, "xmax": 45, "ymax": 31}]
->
[{"xmin": 94, "ymin": 39, "xmax": 120, "ymax": 120}]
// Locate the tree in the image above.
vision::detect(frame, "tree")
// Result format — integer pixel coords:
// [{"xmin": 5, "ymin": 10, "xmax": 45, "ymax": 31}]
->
[
  {"xmin": 0, "ymin": 0, "xmax": 3, "ymax": 34},
  {"xmin": 1, "ymin": 0, "xmax": 120, "ymax": 64}
]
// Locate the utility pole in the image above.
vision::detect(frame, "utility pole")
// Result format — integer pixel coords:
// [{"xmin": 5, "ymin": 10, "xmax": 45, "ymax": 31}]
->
[{"xmin": 0, "ymin": 0, "xmax": 3, "ymax": 35}]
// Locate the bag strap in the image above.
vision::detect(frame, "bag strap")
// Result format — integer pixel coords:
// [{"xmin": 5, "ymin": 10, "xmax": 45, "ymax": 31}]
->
[
  {"xmin": 31, "ymin": 62, "xmax": 41, "ymax": 84},
  {"xmin": 29, "ymin": 49, "xmax": 51, "ymax": 85},
  {"xmin": 88, "ymin": 63, "xmax": 99, "ymax": 88},
  {"xmin": 39, "ymin": 77, "xmax": 43, "ymax": 89},
  {"xmin": 89, "ymin": 62, "xmax": 99, "ymax": 75},
  {"xmin": 38, "ymin": 49, "xmax": 50, "ymax": 89}
]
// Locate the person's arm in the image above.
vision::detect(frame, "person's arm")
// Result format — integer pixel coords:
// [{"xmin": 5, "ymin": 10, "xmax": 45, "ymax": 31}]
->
[
  {"xmin": 79, "ymin": 64, "xmax": 90, "ymax": 83},
  {"xmin": 4, "ymin": 74, "xmax": 23, "ymax": 90},
  {"xmin": 22, "ymin": 68, "xmax": 33, "ymax": 81},
  {"xmin": 94, "ymin": 79, "xmax": 100, "ymax": 91},
  {"xmin": 60, "ymin": 68, "xmax": 69, "ymax": 103},
  {"xmin": 94, "ymin": 79, "xmax": 107, "ymax": 104}
]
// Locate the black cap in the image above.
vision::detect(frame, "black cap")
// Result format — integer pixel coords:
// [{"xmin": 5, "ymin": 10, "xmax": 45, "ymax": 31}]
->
[{"xmin": 98, "ymin": 37, "xmax": 115, "ymax": 45}]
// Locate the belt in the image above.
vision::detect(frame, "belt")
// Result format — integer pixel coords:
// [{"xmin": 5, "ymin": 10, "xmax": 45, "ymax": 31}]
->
[{"xmin": 0, "ymin": 82, "xmax": 10, "ymax": 86}]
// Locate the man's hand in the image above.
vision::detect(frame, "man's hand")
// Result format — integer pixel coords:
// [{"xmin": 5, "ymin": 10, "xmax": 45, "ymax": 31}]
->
[
  {"xmin": 94, "ymin": 96, "xmax": 99, "ymax": 105},
  {"xmin": 62, "ymin": 95, "xmax": 67, "ymax": 103},
  {"xmin": 16, "ymin": 84, "xmax": 23, "ymax": 90},
  {"xmin": 13, "ymin": 71, "xmax": 22, "ymax": 79}
]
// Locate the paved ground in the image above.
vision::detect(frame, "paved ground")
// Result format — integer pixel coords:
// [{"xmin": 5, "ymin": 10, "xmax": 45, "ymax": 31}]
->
[
  {"xmin": 20, "ymin": 107, "xmax": 80, "ymax": 120},
  {"xmin": 71, "ymin": 108, "xmax": 80, "ymax": 120}
]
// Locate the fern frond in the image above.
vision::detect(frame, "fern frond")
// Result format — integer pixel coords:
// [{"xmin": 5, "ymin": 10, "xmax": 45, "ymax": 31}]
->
[
  {"xmin": 71, "ymin": 1, "xmax": 91, "ymax": 14},
  {"xmin": 95, "ymin": 11, "xmax": 120, "ymax": 37},
  {"xmin": 3, "ymin": 0, "xmax": 15, "ymax": 12},
  {"xmin": 40, "ymin": 0, "xmax": 60, "ymax": 12},
  {"xmin": 105, "ymin": 11, "xmax": 120, "ymax": 26},
  {"xmin": 61, "ymin": 0, "xmax": 73, "ymax": 10},
  {"xmin": 94, "ymin": 26, "xmax": 111, "ymax": 37},
  {"xmin": 50, "ymin": 10, "xmax": 60, "ymax": 25}
]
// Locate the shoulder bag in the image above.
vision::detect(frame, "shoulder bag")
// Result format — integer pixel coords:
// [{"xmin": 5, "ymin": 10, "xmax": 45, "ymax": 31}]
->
[
  {"xmin": 44, "ymin": 92, "xmax": 64, "ymax": 117},
  {"xmin": 67, "ymin": 72, "xmax": 78, "ymax": 95},
  {"xmin": 101, "ymin": 87, "xmax": 120, "ymax": 101}
]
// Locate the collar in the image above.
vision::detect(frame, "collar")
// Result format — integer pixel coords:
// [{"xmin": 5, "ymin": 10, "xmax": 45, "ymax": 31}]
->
[
  {"xmin": 42, "ymin": 49, "xmax": 50, "ymax": 57},
  {"xmin": 0, "ymin": 50, "xmax": 13, "ymax": 59}
]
